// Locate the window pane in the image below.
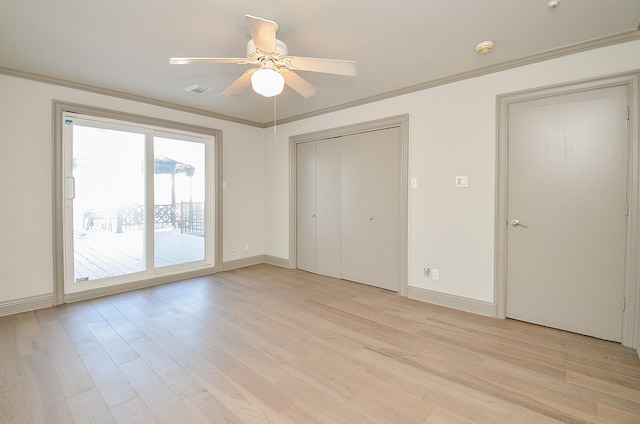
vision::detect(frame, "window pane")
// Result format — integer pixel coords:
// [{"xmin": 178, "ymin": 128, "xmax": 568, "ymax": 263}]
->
[
  {"xmin": 153, "ymin": 136, "xmax": 206, "ymax": 267},
  {"xmin": 72, "ymin": 125, "xmax": 146, "ymax": 281}
]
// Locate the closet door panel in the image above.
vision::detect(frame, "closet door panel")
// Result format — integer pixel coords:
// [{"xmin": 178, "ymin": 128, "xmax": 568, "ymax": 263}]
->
[
  {"xmin": 340, "ymin": 135, "xmax": 370, "ymax": 284},
  {"xmin": 296, "ymin": 142, "xmax": 316, "ymax": 273},
  {"xmin": 340, "ymin": 128, "xmax": 401, "ymax": 290},
  {"xmin": 315, "ymin": 140, "xmax": 342, "ymax": 278},
  {"xmin": 367, "ymin": 128, "xmax": 401, "ymax": 291}
]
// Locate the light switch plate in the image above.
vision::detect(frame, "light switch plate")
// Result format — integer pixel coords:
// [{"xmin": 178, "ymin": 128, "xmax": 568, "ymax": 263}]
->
[
  {"xmin": 410, "ymin": 178, "xmax": 418, "ymax": 188},
  {"xmin": 455, "ymin": 176, "xmax": 468, "ymax": 187}
]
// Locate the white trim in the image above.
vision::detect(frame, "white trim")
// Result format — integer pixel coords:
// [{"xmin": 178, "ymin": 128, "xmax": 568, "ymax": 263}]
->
[
  {"xmin": 221, "ymin": 255, "xmax": 265, "ymax": 271},
  {"xmin": 0, "ymin": 294, "xmax": 54, "ymax": 318},
  {"xmin": 407, "ymin": 286, "xmax": 494, "ymax": 317},
  {"xmin": 264, "ymin": 255, "xmax": 291, "ymax": 268}
]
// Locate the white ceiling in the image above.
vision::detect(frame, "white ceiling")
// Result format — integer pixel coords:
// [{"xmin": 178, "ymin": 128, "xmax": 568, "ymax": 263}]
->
[{"xmin": 1, "ymin": 1, "xmax": 639, "ymax": 126}]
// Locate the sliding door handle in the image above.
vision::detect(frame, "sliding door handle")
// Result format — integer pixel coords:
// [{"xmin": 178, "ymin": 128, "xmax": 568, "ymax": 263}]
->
[{"xmin": 66, "ymin": 176, "xmax": 75, "ymax": 200}]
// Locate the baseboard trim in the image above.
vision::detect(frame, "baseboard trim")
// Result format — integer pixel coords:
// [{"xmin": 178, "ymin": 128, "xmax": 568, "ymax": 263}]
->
[
  {"xmin": 0, "ymin": 294, "xmax": 54, "ymax": 317},
  {"xmin": 222, "ymin": 255, "xmax": 266, "ymax": 271},
  {"xmin": 407, "ymin": 286, "xmax": 495, "ymax": 317},
  {"xmin": 263, "ymin": 255, "xmax": 291, "ymax": 268}
]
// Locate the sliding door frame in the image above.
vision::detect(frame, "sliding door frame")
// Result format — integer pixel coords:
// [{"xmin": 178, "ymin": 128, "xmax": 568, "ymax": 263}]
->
[{"xmin": 52, "ymin": 101, "xmax": 223, "ymax": 305}]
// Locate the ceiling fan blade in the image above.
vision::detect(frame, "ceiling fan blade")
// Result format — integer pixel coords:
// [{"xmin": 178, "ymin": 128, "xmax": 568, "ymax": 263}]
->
[
  {"xmin": 283, "ymin": 70, "xmax": 319, "ymax": 98},
  {"xmin": 221, "ymin": 70, "xmax": 255, "ymax": 96},
  {"xmin": 170, "ymin": 57, "xmax": 245, "ymax": 65},
  {"xmin": 287, "ymin": 56, "xmax": 356, "ymax": 76},
  {"xmin": 245, "ymin": 15, "xmax": 277, "ymax": 52}
]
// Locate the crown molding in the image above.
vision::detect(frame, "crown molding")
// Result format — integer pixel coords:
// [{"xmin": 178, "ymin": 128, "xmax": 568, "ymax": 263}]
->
[
  {"xmin": 2, "ymin": 29, "xmax": 638, "ymax": 129},
  {"xmin": 270, "ymin": 29, "xmax": 640, "ymax": 126},
  {"xmin": 0, "ymin": 66, "xmax": 264, "ymax": 128}
]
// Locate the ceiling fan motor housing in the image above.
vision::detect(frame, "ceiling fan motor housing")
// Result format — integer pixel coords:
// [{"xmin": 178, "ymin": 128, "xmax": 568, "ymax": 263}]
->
[{"xmin": 247, "ymin": 39, "xmax": 288, "ymax": 56}]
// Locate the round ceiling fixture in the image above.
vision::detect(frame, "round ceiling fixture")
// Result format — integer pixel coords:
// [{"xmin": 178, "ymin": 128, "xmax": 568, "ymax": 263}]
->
[
  {"xmin": 547, "ymin": 0, "xmax": 560, "ymax": 9},
  {"xmin": 475, "ymin": 40, "xmax": 495, "ymax": 55}
]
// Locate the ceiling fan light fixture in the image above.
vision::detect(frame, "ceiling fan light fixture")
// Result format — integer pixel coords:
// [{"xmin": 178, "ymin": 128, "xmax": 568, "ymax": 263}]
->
[{"xmin": 251, "ymin": 67, "xmax": 285, "ymax": 97}]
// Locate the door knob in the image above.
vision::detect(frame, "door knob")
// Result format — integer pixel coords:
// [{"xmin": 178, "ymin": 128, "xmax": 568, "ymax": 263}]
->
[{"xmin": 511, "ymin": 219, "xmax": 527, "ymax": 228}]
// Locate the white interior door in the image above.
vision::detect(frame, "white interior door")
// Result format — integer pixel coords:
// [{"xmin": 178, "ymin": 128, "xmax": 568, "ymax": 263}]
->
[
  {"xmin": 296, "ymin": 126, "xmax": 402, "ymax": 292},
  {"xmin": 506, "ymin": 85, "xmax": 628, "ymax": 341},
  {"xmin": 341, "ymin": 127, "xmax": 401, "ymax": 291},
  {"xmin": 315, "ymin": 139, "xmax": 342, "ymax": 278}
]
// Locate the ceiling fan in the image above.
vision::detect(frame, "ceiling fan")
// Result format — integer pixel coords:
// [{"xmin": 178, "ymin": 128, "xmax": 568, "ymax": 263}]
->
[{"xmin": 170, "ymin": 15, "xmax": 356, "ymax": 98}]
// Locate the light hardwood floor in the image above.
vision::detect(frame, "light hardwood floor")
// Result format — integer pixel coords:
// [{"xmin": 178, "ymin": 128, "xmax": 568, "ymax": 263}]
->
[{"xmin": 1, "ymin": 264, "xmax": 639, "ymax": 423}]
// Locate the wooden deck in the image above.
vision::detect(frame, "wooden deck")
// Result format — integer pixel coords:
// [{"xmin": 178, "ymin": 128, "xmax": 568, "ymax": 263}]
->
[
  {"xmin": 74, "ymin": 227, "xmax": 204, "ymax": 281},
  {"xmin": 1, "ymin": 264, "xmax": 639, "ymax": 423}
]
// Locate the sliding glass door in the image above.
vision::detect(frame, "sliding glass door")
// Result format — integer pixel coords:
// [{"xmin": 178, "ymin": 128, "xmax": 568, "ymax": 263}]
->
[
  {"xmin": 62, "ymin": 113, "xmax": 215, "ymax": 294},
  {"xmin": 153, "ymin": 135, "xmax": 206, "ymax": 268}
]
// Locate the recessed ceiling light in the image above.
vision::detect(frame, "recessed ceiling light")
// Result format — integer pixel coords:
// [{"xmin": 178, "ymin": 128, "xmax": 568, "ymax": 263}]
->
[{"xmin": 475, "ymin": 40, "xmax": 495, "ymax": 55}]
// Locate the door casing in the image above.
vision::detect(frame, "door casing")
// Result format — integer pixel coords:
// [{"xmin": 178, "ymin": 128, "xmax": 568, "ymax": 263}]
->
[
  {"xmin": 289, "ymin": 114, "xmax": 409, "ymax": 297},
  {"xmin": 495, "ymin": 73, "xmax": 640, "ymax": 348},
  {"xmin": 52, "ymin": 101, "xmax": 223, "ymax": 305}
]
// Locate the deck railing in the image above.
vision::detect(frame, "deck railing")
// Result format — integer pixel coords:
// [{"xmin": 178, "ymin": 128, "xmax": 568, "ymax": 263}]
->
[{"xmin": 83, "ymin": 202, "xmax": 205, "ymax": 236}]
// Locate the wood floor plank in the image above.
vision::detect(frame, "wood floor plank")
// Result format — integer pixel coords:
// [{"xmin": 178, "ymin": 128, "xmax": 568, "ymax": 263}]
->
[
  {"xmin": 191, "ymin": 364, "xmax": 296, "ymax": 424},
  {"xmin": 118, "ymin": 358, "xmax": 195, "ymax": 424},
  {"xmin": 0, "ymin": 316, "xmax": 19, "ymax": 360},
  {"xmin": 85, "ymin": 319, "xmax": 139, "ymax": 365},
  {"xmin": 182, "ymin": 389, "xmax": 245, "ymax": 424},
  {"xmin": 1, "ymin": 264, "xmax": 639, "ymax": 423},
  {"xmin": 109, "ymin": 397, "xmax": 159, "ymax": 424},
  {"xmin": 38, "ymin": 319, "xmax": 95, "ymax": 398},
  {"xmin": 66, "ymin": 387, "xmax": 117, "ymax": 424},
  {"xmin": 76, "ymin": 342, "xmax": 138, "ymax": 408},
  {"xmin": 22, "ymin": 350, "xmax": 73, "ymax": 424},
  {"xmin": 91, "ymin": 298, "xmax": 146, "ymax": 343},
  {"xmin": 151, "ymin": 312, "xmax": 216, "ymax": 353},
  {"xmin": 0, "ymin": 358, "xmax": 31, "ymax": 424},
  {"xmin": 199, "ymin": 346, "xmax": 294, "ymax": 412},
  {"xmin": 127, "ymin": 336, "xmax": 206, "ymax": 400},
  {"xmin": 274, "ymin": 374, "xmax": 373, "ymax": 424}
]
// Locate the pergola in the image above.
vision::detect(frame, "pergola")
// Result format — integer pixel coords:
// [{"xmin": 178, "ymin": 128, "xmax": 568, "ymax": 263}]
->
[{"xmin": 153, "ymin": 155, "xmax": 196, "ymax": 228}]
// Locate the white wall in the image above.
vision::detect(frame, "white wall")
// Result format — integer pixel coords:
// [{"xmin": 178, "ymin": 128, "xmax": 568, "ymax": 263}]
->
[
  {"xmin": 265, "ymin": 39, "xmax": 640, "ymax": 305},
  {"xmin": 1, "ymin": 39, "xmax": 638, "ymax": 316},
  {"xmin": 0, "ymin": 74, "xmax": 265, "ymax": 306}
]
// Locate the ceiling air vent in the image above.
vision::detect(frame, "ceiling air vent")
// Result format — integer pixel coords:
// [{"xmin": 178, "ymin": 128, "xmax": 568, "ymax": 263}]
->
[{"xmin": 184, "ymin": 84, "xmax": 212, "ymax": 95}]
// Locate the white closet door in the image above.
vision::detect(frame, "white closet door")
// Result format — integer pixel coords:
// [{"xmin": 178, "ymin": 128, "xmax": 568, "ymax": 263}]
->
[
  {"xmin": 368, "ymin": 128, "xmax": 401, "ymax": 290},
  {"xmin": 296, "ymin": 142, "xmax": 316, "ymax": 273},
  {"xmin": 341, "ymin": 127, "xmax": 401, "ymax": 291},
  {"xmin": 315, "ymin": 139, "xmax": 342, "ymax": 278},
  {"xmin": 341, "ymin": 134, "xmax": 370, "ymax": 285}
]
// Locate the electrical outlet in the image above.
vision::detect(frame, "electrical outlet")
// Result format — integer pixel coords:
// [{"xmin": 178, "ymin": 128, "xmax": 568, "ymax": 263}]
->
[
  {"xmin": 231, "ymin": 245, "xmax": 236, "ymax": 253},
  {"xmin": 244, "ymin": 242, "xmax": 249, "ymax": 251},
  {"xmin": 432, "ymin": 269, "xmax": 440, "ymax": 280}
]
